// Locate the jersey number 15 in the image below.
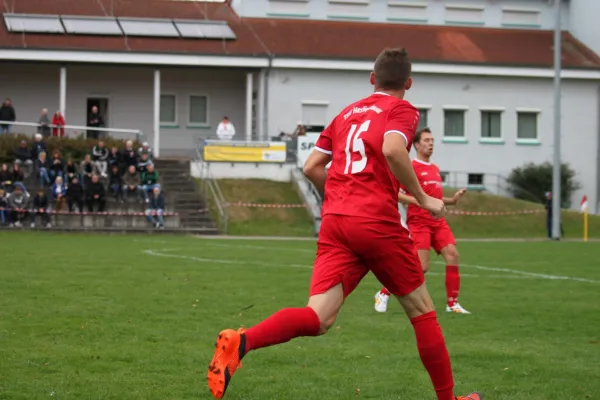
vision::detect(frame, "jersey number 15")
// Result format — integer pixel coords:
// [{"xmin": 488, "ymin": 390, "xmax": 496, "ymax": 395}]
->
[{"xmin": 344, "ymin": 120, "xmax": 370, "ymax": 174}]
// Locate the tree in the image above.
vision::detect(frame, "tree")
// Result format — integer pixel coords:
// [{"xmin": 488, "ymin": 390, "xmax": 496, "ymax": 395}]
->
[{"xmin": 506, "ymin": 162, "xmax": 580, "ymax": 207}]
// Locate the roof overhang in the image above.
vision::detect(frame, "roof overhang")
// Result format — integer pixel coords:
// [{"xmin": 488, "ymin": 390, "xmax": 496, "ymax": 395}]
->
[{"xmin": 1, "ymin": 48, "xmax": 600, "ymax": 80}]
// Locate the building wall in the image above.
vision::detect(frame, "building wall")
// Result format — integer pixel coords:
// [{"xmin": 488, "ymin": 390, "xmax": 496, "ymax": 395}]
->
[
  {"xmin": 233, "ymin": 0, "xmax": 569, "ymax": 30},
  {"xmin": 568, "ymin": 0, "xmax": 600, "ymax": 56},
  {"xmin": 0, "ymin": 63, "xmax": 250, "ymax": 156},
  {"xmin": 267, "ymin": 68, "xmax": 599, "ymax": 212}
]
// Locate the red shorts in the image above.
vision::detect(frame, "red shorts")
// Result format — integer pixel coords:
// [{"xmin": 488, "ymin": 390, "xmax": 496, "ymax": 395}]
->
[
  {"xmin": 409, "ymin": 219, "xmax": 456, "ymax": 254},
  {"xmin": 310, "ymin": 215, "xmax": 424, "ymax": 298}
]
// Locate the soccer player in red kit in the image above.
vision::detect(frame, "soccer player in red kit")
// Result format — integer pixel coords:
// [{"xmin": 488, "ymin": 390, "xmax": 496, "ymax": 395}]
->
[
  {"xmin": 207, "ymin": 48, "xmax": 482, "ymax": 400},
  {"xmin": 375, "ymin": 128, "xmax": 471, "ymax": 314}
]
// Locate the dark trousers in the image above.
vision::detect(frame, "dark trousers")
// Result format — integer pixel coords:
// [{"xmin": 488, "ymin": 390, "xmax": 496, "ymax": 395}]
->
[
  {"xmin": 86, "ymin": 196, "xmax": 106, "ymax": 212},
  {"xmin": 546, "ymin": 218, "xmax": 565, "ymax": 238},
  {"xmin": 10, "ymin": 209, "xmax": 27, "ymax": 223},
  {"xmin": 68, "ymin": 197, "xmax": 84, "ymax": 212},
  {"xmin": 30, "ymin": 210, "xmax": 50, "ymax": 225}
]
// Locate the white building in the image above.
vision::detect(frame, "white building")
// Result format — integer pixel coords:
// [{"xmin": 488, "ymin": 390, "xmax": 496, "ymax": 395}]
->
[{"xmin": 1, "ymin": 0, "xmax": 599, "ymax": 211}]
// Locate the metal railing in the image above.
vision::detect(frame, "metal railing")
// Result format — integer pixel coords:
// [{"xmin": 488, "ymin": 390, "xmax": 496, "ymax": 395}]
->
[
  {"xmin": 195, "ymin": 138, "xmax": 229, "ymax": 233},
  {"xmin": 0, "ymin": 120, "xmax": 145, "ymax": 142}
]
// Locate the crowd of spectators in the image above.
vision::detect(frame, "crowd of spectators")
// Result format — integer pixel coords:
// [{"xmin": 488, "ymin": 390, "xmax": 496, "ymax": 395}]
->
[{"xmin": 0, "ymin": 137, "xmax": 166, "ymax": 229}]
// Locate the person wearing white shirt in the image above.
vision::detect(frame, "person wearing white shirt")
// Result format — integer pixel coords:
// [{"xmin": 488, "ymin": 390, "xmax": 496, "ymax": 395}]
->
[{"xmin": 216, "ymin": 116, "xmax": 235, "ymax": 141}]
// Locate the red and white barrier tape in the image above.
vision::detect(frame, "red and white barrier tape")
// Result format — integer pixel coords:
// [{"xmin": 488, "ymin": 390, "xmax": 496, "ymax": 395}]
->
[
  {"xmin": 0, "ymin": 208, "xmax": 178, "ymax": 217},
  {"xmin": 219, "ymin": 202, "xmax": 546, "ymax": 216}
]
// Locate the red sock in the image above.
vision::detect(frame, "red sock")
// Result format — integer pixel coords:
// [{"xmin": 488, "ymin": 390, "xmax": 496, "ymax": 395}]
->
[
  {"xmin": 410, "ymin": 312, "xmax": 455, "ymax": 400},
  {"xmin": 380, "ymin": 287, "xmax": 391, "ymax": 296},
  {"xmin": 445, "ymin": 265, "xmax": 460, "ymax": 307},
  {"xmin": 244, "ymin": 307, "xmax": 320, "ymax": 353}
]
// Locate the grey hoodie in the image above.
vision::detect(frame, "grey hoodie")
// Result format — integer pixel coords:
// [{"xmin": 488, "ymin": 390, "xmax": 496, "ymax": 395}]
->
[
  {"xmin": 7, "ymin": 191, "xmax": 30, "ymax": 209},
  {"xmin": 38, "ymin": 114, "xmax": 51, "ymax": 137}
]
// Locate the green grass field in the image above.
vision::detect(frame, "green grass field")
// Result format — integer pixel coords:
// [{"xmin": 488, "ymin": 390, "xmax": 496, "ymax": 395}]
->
[
  {"xmin": 212, "ymin": 179, "xmax": 600, "ymax": 238},
  {"xmin": 1, "ymin": 232, "xmax": 599, "ymax": 400}
]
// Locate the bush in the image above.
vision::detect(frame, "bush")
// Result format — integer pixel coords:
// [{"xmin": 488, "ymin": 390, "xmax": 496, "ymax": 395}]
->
[
  {"xmin": 506, "ymin": 162, "xmax": 580, "ymax": 207},
  {"xmin": 0, "ymin": 134, "xmax": 141, "ymax": 163}
]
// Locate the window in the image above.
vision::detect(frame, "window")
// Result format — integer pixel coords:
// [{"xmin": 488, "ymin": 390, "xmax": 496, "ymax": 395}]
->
[
  {"xmin": 481, "ymin": 111, "xmax": 501, "ymax": 138},
  {"xmin": 417, "ymin": 109, "xmax": 428, "ymax": 131},
  {"xmin": 160, "ymin": 95, "xmax": 176, "ymax": 124},
  {"xmin": 444, "ymin": 110, "xmax": 465, "ymax": 137},
  {"xmin": 468, "ymin": 173, "xmax": 484, "ymax": 186},
  {"xmin": 517, "ymin": 112, "xmax": 538, "ymax": 139},
  {"xmin": 189, "ymin": 95, "xmax": 208, "ymax": 125}
]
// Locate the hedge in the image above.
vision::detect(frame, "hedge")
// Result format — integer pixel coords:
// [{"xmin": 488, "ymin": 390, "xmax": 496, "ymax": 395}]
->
[{"xmin": 0, "ymin": 134, "xmax": 142, "ymax": 164}]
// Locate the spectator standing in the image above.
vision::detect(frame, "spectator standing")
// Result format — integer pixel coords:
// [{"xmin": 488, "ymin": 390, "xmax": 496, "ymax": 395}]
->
[
  {"xmin": 85, "ymin": 175, "xmax": 106, "ymax": 212},
  {"xmin": 0, "ymin": 98, "xmax": 16, "ymax": 135},
  {"xmin": 36, "ymin": 152, "xmax": 51, "ymax": 187},
  {"xmin": 122, "ymin": 165, "xmax": 139, "ymax": 202},
  {"xmin": 31, "ymin": 134, "xmax": 47, "ymax": 160},
  {"xmin": 122, "ymin": 141, "xmax": 138, "ymax": 169},
  {"xmin": 49, "ymin": 150, "xmax": 65, "ymax": 182},
  {"xmin": 87, "ymin": 106, "xmax": 104, "ymax": 140},
  {"xmin": 52, "ymin": 110, "xmax": 65, "ymax": 137},
  {"xmin": 7, "ymin": 185, "xmax": 29, "ymax": 227},
  {"xmin": 138, "ymin": 142, "xmax": 154, "ymax": 160},
  {"xmin": 51, "ymin": 176, "xmax": 67, "ymax": 211},
  {"xmin": 92, "ymin": 140, "xmax": 109, "ymax": 178},
  {"xmin": 80, "ymin": 154, "xmax": 96, "ymax": 188},
  {"xmin": 146, "ymin": 186, "xmax": 165, "ymax": 229},
  {"xmin": 14, "ymin": 140, "xmax": 33, "ymax": 166},
  {"xmin": 108, "ymin": 164, "xmax": 123, "ymax": 202},
  {"xmin": 139, "ymin": 164, "xmax": 159, "ymax": 203},
  {"xmin": 37, "ymin": 109, "xmax": 51, "ymax": 137},
  {"xmin": 108, "ymin": 146, "xmax": 121, "ymax": 170},
  {"xmin": 216, "ymin": 116, "xmax": 235, "ymax": 141},
  {"xmin": 65, "ymin": 158, "xmax": 78, "ymax": 183},
  {"xmin": 66, "ymin": 176, "xmax": 84, "ymax": 212},
  {"xmin": 30, "ymin": 188, "xmax": 50, "ymax": 228},
  {"xmin": 0, "ymin": 188, "xmax": 8, "ymax": 225},
  {"xmin": 137, "ymin": 153, "xmax": 152, "ymax": 174}
]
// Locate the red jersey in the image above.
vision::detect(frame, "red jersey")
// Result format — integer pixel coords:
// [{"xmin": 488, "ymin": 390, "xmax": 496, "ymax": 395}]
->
[
  {"xmin": 314, "ymin": 92, "xmax": 420, "ymax": 224},
  {"xmin": 400, "ymin": 159, "xmax": 444, "ymax": 225}
]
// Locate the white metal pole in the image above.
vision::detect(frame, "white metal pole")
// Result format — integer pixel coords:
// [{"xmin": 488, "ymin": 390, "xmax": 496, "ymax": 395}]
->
[
  {"xmin": 257, "ymin": 69, "xmax": 266, "ymax": 140},
  {"xmin": 551, "ymin": 0, "xmax": 562, "ymax": 240},
  {"xmin": 153, "ymin": 69, "xmax": 161, "ymax": 158},
  {"xmin": 246, "ymin": 72, "xmax": 253, "ymax": 141},
  {"xmin": 59, "ymin": 66, "xmax": 67, "ymax": 117}
]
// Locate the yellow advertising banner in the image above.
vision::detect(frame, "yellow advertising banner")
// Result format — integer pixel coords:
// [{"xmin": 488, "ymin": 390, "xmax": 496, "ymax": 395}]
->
[{"xmin": 203, "ymin": 141, "xmax": 287, "ymax": 163}]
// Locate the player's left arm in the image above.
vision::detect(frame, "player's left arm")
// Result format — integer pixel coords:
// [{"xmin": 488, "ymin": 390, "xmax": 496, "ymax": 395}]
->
[
  {"xmin": 303, "ymin": 123, "xmax": 333, "ymax": 192},
  {"xmin": 443, "ymin": 188, "xmax": 467, "ymax": 205}
]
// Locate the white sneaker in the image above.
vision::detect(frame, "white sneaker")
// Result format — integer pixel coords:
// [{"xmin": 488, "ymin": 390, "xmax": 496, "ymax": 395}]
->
[
  {"xmin": 374, "ymin": 291, "xmax": 389, "ymax": 313},
  {"xmin": 30, "ymin": 223, "xmax": 35, "ymax": 228},
  {"xmin": 446, "ymin": 303, "xmax": 471, "ymax": 314}
]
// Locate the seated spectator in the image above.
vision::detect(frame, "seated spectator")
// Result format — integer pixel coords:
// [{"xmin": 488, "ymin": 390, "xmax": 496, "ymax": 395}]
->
[
  {"xmin": 38, "ymin": 108, "xmax": 51, "ymax": 137},
  {"xmin": 108, "ymin": 146, "xmax": 121, "ymax": 170},
  {"xmin": 66, "ymin": 176, "xmax": 84, "ymax": 212},
  {"xmin": 14, "ymin": 140, "xmax": 33, "ymax": 166},
  {"xmin": 122, "ymin": 165, "xmax": 140, "ymax": 202},
  {"xmin": 92, "ymin": 140, "xmax": 109, "ymax": 178},
  {"xmin": 36, "ymin": 151, "xmax": 51, "ymax": 187},
  {"xmin": 51, "ymin": 176, "xmax": 67, "ymax": 211},
  {"xmin": 65, "ymin": 158, "xmax": 78, "ymax": 184},
  {"xmin": 122, "ymin": 140, "xmax": 138, "ymax": 169},
  {"xmin": 49, "ymin": 150, "xmax": 65, "ymax": 182},
  {"xmin": 137, "ymin": 153, "xmax": 152, "ymax": 174},
  {"xmin": 52, "ymin": 110, "xmax": 65, "ymax": 137},
  {"xmin": 11, "ymin": 163, "xmax": 25, "ymax": 193},
  {"xmin": 216, "ymin": 116, "xmax": 235, "ymax": 140},
  {"xmin": 80, "ymin": 154, "xmax": 96, "ymax": 188},
  {"xmin": 85, "ymin": 174, "xmax": 106, "ymax": 212},
  {"xmin": 31, "ymin": 133, "xmax": 47, "ymax": 160},
  {"xmin": 138, "ymin": 142, "xmax": 154, "ymax": 160},
  {"xmin": 0, "ymin": 188, "xmax": 8, "ymax": 225},
  {"xmin": 7, "ymin": 185, "xmax": 29, "ymax": 227},
  {"xmin": 139, "ymin": 163, "xmax": 160, "ymax": 203},
  {"xmin": 146, "ymin": 186, "xmax": 165, "ymax": 229},
  {"xmin": 0, "ymin": 164, "xmax": 11, "ymax": 191},
  {"xmin": 30, "ymin": 188, "xmax": 50, "ymax": 228},
  {"xmin": 108, "ymin": 164, "xmax": 123, "ymax": 202}
]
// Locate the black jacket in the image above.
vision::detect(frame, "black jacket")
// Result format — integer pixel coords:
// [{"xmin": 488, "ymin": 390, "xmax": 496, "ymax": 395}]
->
[
  {"xmin": 109, "ymin": 170, "xmax": 122, "ymax": 186},
  {"xmin": 31, "ymin": 141, "xmax": 47, "ymax": 160},
  {"xmin": 122, "ymin": 150, "xmax": 138, "ymax": 167},
  {"xmin": 109, "ymin": 150, "xmax": 121, "ymax": 166},
  {"xmin": 50, "ymin": 158, "xmax": 64, "ymax": 174},
  {"xmin": 0, "ymin": 170, "xmax": 11, "ymax": 184},
  {"xmin": 149, "ymin": 193, "xmax": 165, "ymax": 210},
  {"xmin": 86, "ymin": 181, "xmax": 105, "ymax": 198},
  {"xmin": 14, "ymin": 146, "xmax": 32, "ymax": 162},
  {"xmin": 33, "ymin": 194, "xmax": 49, "ymax": 210},
  {"xmin": 67, "ymin": 182, "xmax": 84, "ymax": 199},
  {"xmin": 0, "ymin": 104, "xmax": 16, "ymax": 122},
  {"xmin": 92, "ymin": 146, "xmax": 109, "ymax": 161}
]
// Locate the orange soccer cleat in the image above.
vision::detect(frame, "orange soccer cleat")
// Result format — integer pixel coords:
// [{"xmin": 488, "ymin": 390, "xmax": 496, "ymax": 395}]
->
[
  {"xmin": 207, "ymin": 328, "xmax": 246, "ymax": 399},
  {"xmin": 456, "ymin": 392, "xmax": 483, "ymax": 400}
]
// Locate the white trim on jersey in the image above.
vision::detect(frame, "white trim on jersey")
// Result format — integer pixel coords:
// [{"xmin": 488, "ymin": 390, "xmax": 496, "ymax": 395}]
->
[
  {"xmin": 413, "ymin": 158, "xmax": 432, "ymax": 166},
  {"xmin": 314, "ymin": 146, "xmax": 332, "ymax": 155},
  {"xmin": 384, "ymin": 130, "xmax": 408, "ymax": 146}
]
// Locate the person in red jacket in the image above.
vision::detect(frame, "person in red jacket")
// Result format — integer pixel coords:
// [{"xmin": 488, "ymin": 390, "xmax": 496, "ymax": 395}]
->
[{"xmin": 52, "ymin": 110, "xmax": 65, "ymax": 137}]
